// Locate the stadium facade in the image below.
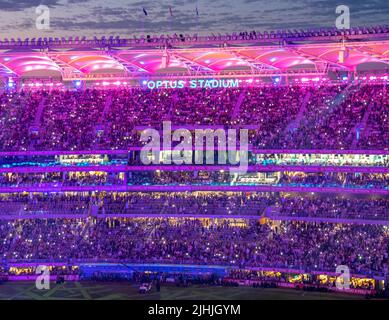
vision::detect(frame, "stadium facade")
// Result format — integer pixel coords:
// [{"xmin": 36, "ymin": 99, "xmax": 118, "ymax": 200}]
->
[
  {"xmin": 1, "ymin": 26, "xmax": 389, "ymax": 86},
  {"xmin": 0, "ymin": 26, "xmax": 388, "ymax": 298}
]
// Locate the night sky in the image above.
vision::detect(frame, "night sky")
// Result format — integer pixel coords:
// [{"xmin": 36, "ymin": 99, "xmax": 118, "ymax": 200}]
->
[{"xmin": 0, "ymin": 0, "xmax": 387, "ymax": 38}]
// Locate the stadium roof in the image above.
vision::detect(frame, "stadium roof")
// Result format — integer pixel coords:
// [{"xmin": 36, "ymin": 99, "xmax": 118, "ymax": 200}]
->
[{"xmin": 2, "ymin": 28, "xmax": 389, "ymax": 80}]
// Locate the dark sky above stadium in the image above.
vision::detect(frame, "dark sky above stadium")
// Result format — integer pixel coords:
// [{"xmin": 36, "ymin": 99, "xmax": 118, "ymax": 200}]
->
[{"xmin": 0, "ymin": 0, "xmax": 388, "ymax": 38}]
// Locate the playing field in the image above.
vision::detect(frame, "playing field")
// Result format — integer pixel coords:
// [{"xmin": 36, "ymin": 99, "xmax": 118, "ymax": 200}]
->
[{"xmin": 0, "ymin": 282, "xmax": 363, "ymax": 300}]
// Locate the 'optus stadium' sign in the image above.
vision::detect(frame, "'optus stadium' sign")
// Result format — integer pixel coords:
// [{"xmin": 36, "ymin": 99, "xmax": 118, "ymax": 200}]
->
[{"xmin": 143, "ymin": 79, "xmax": 240, "ymax": 89}]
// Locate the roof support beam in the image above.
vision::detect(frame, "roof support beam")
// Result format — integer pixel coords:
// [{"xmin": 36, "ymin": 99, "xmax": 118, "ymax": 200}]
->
[
  {"xmin": 230, "ymin": 51, "xmax": 281, "ymax": 71},
  {"xmin": 0, "ymin": 62, "xmax": 18, "ymax": 76},
  {"xmin": 172, "ymin": 52, "xmax": 217, "ymax": 73},
  {"xmin": 45, "ymin": 53, "xmax": 84, "ymax": 78},
  {"xmin": 111, "ymin": 54, "xmax": 153, "ymax": 74}
]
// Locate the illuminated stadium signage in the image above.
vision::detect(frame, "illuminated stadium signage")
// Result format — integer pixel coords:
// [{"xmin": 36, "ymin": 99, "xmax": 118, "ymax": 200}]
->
[
  {"xmin": 58, "ymin": 154, "xmax": 107, "ymax": 165},
  {"xmin": 143, "ymin": 79, "xmax": 240, "ymax": 89}
]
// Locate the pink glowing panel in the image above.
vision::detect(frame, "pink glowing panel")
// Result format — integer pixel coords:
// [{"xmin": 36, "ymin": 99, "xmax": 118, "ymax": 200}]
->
[
  {"xmin": 203, "ymin": 59, "xmax": 248, "ymax": 71},
  {"xmin": 357, "ymin": 44, "xmax": 389, "ymax": 56},
  {"xmin": 273, "ymin": 57, "xmax": 314, "ymax": 69},
  {"xmin": 344, "ymin": 55, "xmax": 381, "ymax": 66},
  {"xmin": 239, "ymin": 48, "xmax": 314, "ymax": 69},
  {"xmin": 5, "ymin": 56, "xmax": 60, "ymax": 74},
  {"xmin": 237, "ymin": 49, "xmax": 274, "ymax": 60},
  {"xmin": 56, "ymin": 55, "xmax": 121, "ymax": 72},
  {"xmin": 296, "ymin": 46, "xmax": 381, "ymax": 67},
  {"xmin": 117, "ymin": 53, "xmax": 170, "ymax": 72}
]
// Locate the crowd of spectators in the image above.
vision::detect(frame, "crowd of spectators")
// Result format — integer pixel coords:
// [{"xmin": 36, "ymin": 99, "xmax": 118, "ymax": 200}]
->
[
  {"xmin": 0, "ymin": 171, "xmax": 387, "ymax": 190},
  {"xmin": 0, "ymin": 193, "xmax": 90, "ymax": 216},
  {"xmin": 96, "ymin": 192, "xmax": 272, "ymax": 216},
  {"xmin": 0, "ymin": 91, "xmax": 41, "ymax": 151},
  {"xmin": 0, "ymin": 192, "xmax": 387, "ymax": 223},
  {"xmin": 0, "ymin": 82, "xmax": 387, "ymax": 287},
  {"xmin": 357, "ymin": 95, "xmax": 389, "ymax": 149},
  {"xmin": 0, "ymin": 84, "xmax": 387, "ymax": 151},
  {"xmin": 0, "ymin": 218, "xmax": 387, "ymax": 277},
  {"xmin": 278, "ymin": 172, "xmax": 389, "ymax": 189},
  {"xmin": 275, "ymin": 194, "xmax": 389, "ymax": 221}
]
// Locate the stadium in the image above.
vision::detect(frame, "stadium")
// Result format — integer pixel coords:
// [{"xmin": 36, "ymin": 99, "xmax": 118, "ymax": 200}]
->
[{"xmin": 0, "ymin": 25, "xmax": 388, "ymax": 300}]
